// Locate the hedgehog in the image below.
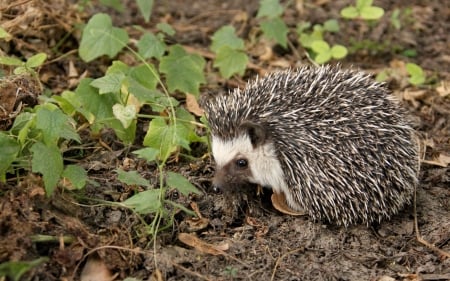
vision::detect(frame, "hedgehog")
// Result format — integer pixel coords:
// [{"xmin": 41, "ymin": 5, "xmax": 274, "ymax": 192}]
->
[{"xmin": 201, "ymin": 65, "xmax": 419, "ymax": 226}]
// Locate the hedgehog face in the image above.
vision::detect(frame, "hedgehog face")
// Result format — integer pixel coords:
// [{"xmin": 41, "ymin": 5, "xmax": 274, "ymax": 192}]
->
[{"xmin": 211, "ymin": 122, "xmax": 287, "ymax": 194}]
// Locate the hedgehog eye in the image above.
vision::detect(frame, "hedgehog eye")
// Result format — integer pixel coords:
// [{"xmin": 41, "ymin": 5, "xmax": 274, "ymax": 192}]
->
[{"xmin": 235, "ymin": 158, "xmax": 248, "ymax": 168}]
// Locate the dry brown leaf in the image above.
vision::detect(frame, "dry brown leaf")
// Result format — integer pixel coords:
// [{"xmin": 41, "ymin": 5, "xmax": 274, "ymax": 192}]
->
[
  {"xmin": 150, "ymin": 269, "xmax": 164, "ymax": 281},
  {"xmin": 422, "ymin": 153, "xmax": 450, "ymax": 167},
  {"xmin": 436, "ymin": 80, "xmax": 450, "ymax": 97},
  {"xmin": 185, "ymin": 93, "xmax": 203, "ymax": 116},
  {"xmin": 178, "ymin": 233, "xmax": 229, "ymax": 255},
  {"xmin": 403, "ymin": 89, "xmax": 427, "ymax": 102},
  {"xmin": 80, "ymin": 257, "xmax": 113, "ymax": 281},
  {"xmin": 271, "ymin": 192, "xmax": 307, "ymax": 216},
  {"xmin": 180, "ymin": 217, "xmax": 210, "ymax": 232}
]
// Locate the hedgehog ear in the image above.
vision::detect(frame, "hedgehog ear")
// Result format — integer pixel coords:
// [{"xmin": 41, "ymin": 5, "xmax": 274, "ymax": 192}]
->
[{"xmin": 240, "ymin": 121, "xmax": 267, "ymax": 148}]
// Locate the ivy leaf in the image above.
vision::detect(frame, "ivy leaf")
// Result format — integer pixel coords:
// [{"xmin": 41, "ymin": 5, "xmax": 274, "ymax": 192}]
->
[
  {"xmin": 116, "ymin": 169, "xmax": 150, "ymax": 187},
  {"xmin": 0, "ymin": 132, "xmax": 20, "ymax": 182},
  {"xmin": 112, "ymin": 104, "xmax": 136, "ymax": 129},
  {"xmin": 136, "ymin": 0, "xmax": 154, "ymax": 22},
  {"xmin": 143, "ymin": 117, "xmax": 178, "ymax": 162},
  {"xmin": 79, "ymin": 13, "xmax": 128, "ymax": 62},
  {"xmin": 166, "ymin": 172, "xmax": 202, "ymax": 196},
  {"xmin": 156, "ymin": 22, "xmax": 175, "ymax": 36},
  {"xmin": 260, "ymin": 17, "xmax": 289, "ymax": 48},
  {"xmin": 159, "ymin": 45, "xmax": 205, "ymax": 97},
  {"xmin": 133, "ymin": 147, "xmax": 159, "ymax": 162},
  {"xmin": 137, "ymin": 33, "xmax": 166, "ymax": 59},
  {"xmin": 0, "ymin": 257, "xmax": 48, "ymax": 281},
  {"xmin": 122, "ymin": 189, "xmax": 161, "ymax": 214},
  {"xmin": 90, "ymin": 72, "xmax": 125, "ymax": 94},
  {"xmin": 257, "ymin": 0, "xmax": 284, "ymax": 18},
  {"xmin": 35, "ymin": 105, "xmax": 80, "ymax": 145},
  {"xmin": 62, "ymin": 165, "xmax": 87, "ymax": 190},
  {"xmin": 31, "ymin": 142, "xmax": 64, "ymax": 195},
  {"xmin": 210, "ymin": 25, "xmax": 245, "ymax": 53},
  {"xmin": 213, "ymin": 46, "xmax": 248, "ymax": 79}
]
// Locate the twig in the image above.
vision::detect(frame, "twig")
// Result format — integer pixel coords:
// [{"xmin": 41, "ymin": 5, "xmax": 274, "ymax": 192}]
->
[
  {"xmin": 172, "ymin": 262, "xmax": 212, "ymax": 281},
  {"xmin": 270, "ymin": 247, "xmax": 305, "ymax": 281}
]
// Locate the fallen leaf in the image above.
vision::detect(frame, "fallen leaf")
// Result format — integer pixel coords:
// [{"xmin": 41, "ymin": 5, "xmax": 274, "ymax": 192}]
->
[
  {"xmin": 178, "ymin": 233, "xmax": 229, "ymax": 255},
  {"xmin": 436, "ymin": 80, "xmax": 449, "ymax": 97},
  {"xmin": 80, "ymin": 257, "xmax": 113, "ymax": 281},
  {"xmin": 185, "ymin": 93, "xmax": 203, "ymax": 116},
  {"xmin": 271, "ymin": 192, "xmax": 307, "ymax": 216}
]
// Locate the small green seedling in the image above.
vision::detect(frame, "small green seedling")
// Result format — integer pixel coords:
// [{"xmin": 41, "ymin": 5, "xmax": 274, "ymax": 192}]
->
[
  {"xmin": 341, "ymin": 0, "xmax": 385, "ymax": 20},
  {"xmin": 311, "ymin": 41, "xmax": 348, "ymax": 64},
  {"xmin": 297, "ymin": 20, "xmax": 348, "ymax": 64},
  {"xmin": 406, "ymin": 63, "xmax": 426, "ymax": 86},
  {"xmin": 0, "ymin": 53, "xmax": 47, "ymax": 76}
]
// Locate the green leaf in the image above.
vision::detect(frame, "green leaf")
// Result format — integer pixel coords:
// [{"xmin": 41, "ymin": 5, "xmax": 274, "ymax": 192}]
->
[
  {"xmin": 10, "ymin": 112, "xmax": 35, "ymax": 145},
  {"xmin": 257, "ymin": 0, "xmax": 284, "ymax": 18},
  {"xmin": 136, "ymin": 0, "xmax": 154, "ymax": 22},
  {"xmin": 99, "ymin": 0, "xmax": 124, "ymax": 12},
  {"xmin": 79, "ymin": 13, "xmax": 129, "ymax": 62},
  {"xmin": 90, "ymin": 72, "xmax": 125, "ymax": 94},
  {"xmin": 311, "ymin": 40, "xmax": 330, "ymax": 53},
  {"xmin": 0, "ymin": 56, "xmax": 24, "ymax": 66},
  {"xmin": 112, "ymin": 104, "xmax": 136, "ymax": 128},
  {"xmin": 122, "ymin": 189, "xmax": 161, "ymax": 214},
  {"xmin": 356, "ymin": 0, "xmax": 373, "ymax": 9},
  {"xmin": 13, "ymin": 67, "xmax": 28, "ymax": 75},
  {"xmin": 143, "ymin": 117, "xmax": 177, "ymax": 162},
  {"xmin": 56, "ymin": 91, "xmax": 95, "ymax": 123},
  {"xmin": 210, "ymin": 25, "xmax": 245, "ymax": 53},
  {"xmin": 0, "ymin": 257, "xmax": 48, "ymax": 281},
  {"xmin": 0, "ymin": 27, "xmax": 12, "ymax": 40},
  {"xmin": 31, "ymin": 142, "xmax": 64, "ymax": 195},
  {"xmin": 0, "ymin": 133, "xmax": 20, "ymax": 181},
  {"xmin": 166, "ymin": 172, "xmax": 201, "ymax": 196},
  {"xmin": 35, "ymin": 105, "xmax": 80, "ymax": 145},
  {"xmin": 133, "ymin": 147, "xmax": 159, "ymax": 162},
  {"xmin": 360, "ymin": 6, "xmax": 384, "ymax": 20},
  {"xmin": 260, "ymin": 17, "xmax": 289, "ymax": 48},
  {"xmin": 72, "ymin": 79, "xmax": 135, "ymax": 144},
  {"xmin": 213, "ymin": 46, "xmax": 248, "ymax": 79},
  {"xmin": 314, "ymin": 52, "xmax": 332, "ymax": 64},
  {"xmin": 137, "ymin": 33, "xmax": 166, "ymax": 59},
  {"xmin": 323, "ymin": 19, "xmax": 340, "ymax": 32},
  {"xmin": 116, "ymin": 169, "xmax": 150, "ymax": 187},
  {"xmin": 156, "ymin": 22, "xmax": 175, "ymax": 36},
  {"xmin": 406, "ymin": 63, "xmax": 425, "ymax": 85},
  {"xmin": 330, "ymin": 44, "xmax": 348, "ymax": 59},
  {"xmin": 128, "ymin": 64, "xmax": 159, "ymax": 95},
  {"xmin": 406, "ymin": 63, "xmax": 424, "ymax": 77},
  {"xmin": 296, "ymin": 21, "xmax": 311, "ymax": 34},
  {"xmin": 62, "ymin": 165, "xmax": 87, "ymax": 189},
  {"xmin": 159, "ymin": 45, "xmax": 205, "ymax": 97},
  {"xmin": 340, "ymin": 6, "xmax": 359, "ymax": 19},
  {"xmin": 25, "ymin": 53, "xmax": 47, "ymax": 68}
]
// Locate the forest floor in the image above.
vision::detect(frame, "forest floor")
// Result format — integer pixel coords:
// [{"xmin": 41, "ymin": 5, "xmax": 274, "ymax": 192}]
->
[{"xmin": 0, "ymin": 0, "xmax": 449, "ymax": 280}]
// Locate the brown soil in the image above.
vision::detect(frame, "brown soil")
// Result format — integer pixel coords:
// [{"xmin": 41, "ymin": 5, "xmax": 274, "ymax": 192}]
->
[{"xmin": 0, "ymin": 0, "xmax": 449, "ymax": 280}]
